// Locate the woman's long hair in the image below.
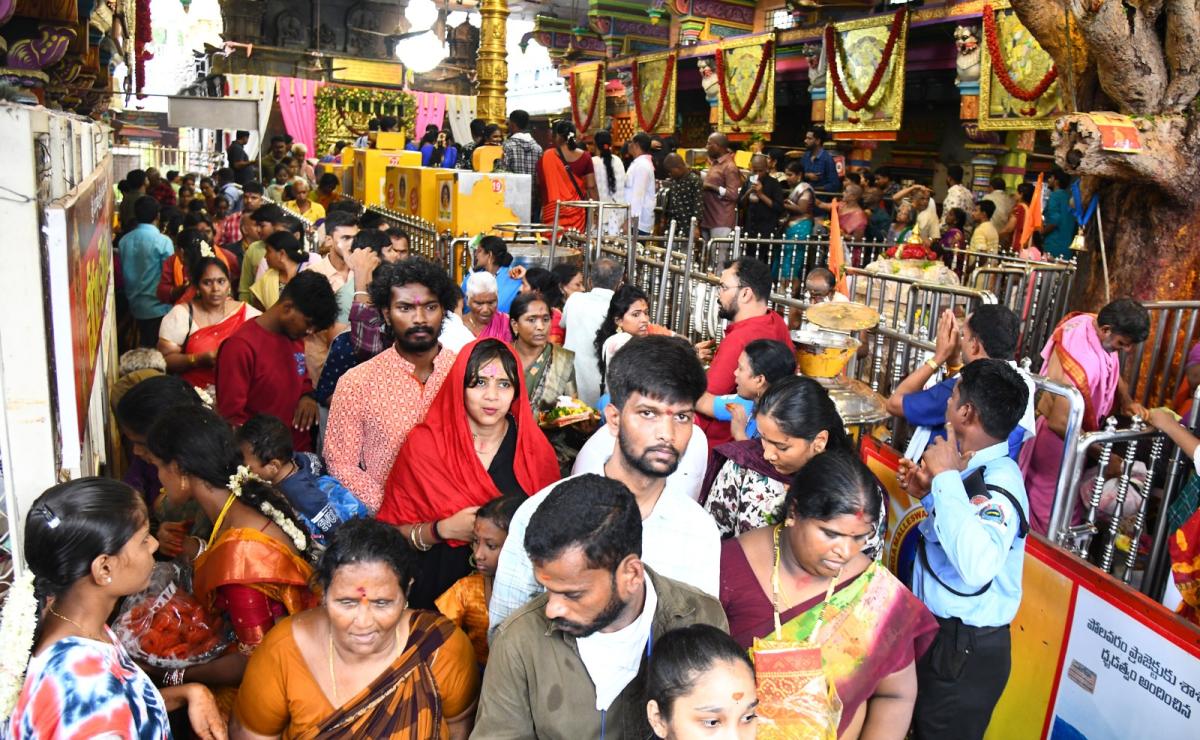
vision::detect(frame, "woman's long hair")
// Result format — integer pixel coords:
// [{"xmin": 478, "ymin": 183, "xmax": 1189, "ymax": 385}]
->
[
  {"xmin": 595, "ymin": 284, "xmax": 649, "ymax": 390},
  {"xmin": 553, "ymin": 119, "xmax": 579, "ymax": 151},
  {"xmin": 594, "ymin": 130, "xmax": 617, "ymax": 198},
  {"xmin": 147, "ymin": 405, "xmax": 318, "ymax": 563}
]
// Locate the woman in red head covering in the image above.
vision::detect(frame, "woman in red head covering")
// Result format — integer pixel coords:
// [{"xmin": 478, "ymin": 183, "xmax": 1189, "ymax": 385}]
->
[{"xmin": 378, "ymin": 338, "xmax": 560, "ymax": 608}]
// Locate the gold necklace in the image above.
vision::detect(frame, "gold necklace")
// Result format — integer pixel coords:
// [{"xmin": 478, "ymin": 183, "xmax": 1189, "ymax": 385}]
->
[
  {"xmin": 48, "ymin": 607, "xmax": 100, "ymax": 640},
  {"xmin": 771, "ymin": 525, "xmax": 840, "ymax": 639},
  {"xmin": 206, "ymin": 493, "xmax": 237, "ymax": 549}
]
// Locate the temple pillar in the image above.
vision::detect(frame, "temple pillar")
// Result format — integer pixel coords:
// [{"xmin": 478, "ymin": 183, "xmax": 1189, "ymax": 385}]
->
[{"xmin": 476, "ymin": 0, "xmax": 509, "ymax": 126}]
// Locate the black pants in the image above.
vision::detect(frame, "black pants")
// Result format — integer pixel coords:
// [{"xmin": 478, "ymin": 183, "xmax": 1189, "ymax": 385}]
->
[
  {"xmin": 136, "ymin": 316, "xmax": 163, "ymax": 348},
  {"xmin": 914, "ymin": 617, "xmax": 1011, "ymax": 740}
]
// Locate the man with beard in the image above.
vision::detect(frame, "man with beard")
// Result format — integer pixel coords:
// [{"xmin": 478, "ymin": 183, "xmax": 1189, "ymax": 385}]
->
[
  {"xmin": 216, "ymin": 271, "xmax": 338, "ymax": 453},
  {"xmin": 323, "ymin": 257, "xmax": 460, "ymax": 513},
  {"xmin": 473, "ymin": 473, "xmax": 727, "ymax": 740},
  {"xmin": 696, "ymin": 257, "xmax": 792, "ymax": 448},
  {"xmin": 488, "ymin": 335, "xmax": 721, "ymax": 630}
]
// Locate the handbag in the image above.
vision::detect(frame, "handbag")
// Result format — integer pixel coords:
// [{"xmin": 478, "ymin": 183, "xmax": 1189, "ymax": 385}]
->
[{"xmin": 750, "ymin": 525, "xmax": 843, "ymax": 739}]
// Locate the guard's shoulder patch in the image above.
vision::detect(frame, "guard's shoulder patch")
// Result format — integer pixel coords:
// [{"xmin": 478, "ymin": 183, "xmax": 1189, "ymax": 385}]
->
[{"xmin": 978, "ymin": 502, "xmax": 1007, "ymax": 527}]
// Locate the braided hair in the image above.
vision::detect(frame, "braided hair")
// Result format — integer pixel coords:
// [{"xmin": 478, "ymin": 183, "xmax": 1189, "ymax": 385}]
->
[
  {"xmin": 594, "ymin": 130, "xmax": 617, "ymax": 198},
  {"xmin": 147, "ymin": 405, "xmax": 318, "ymax": 562}
]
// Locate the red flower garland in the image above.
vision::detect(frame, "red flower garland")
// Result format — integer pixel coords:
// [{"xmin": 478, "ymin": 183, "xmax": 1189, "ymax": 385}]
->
[
  {"xmin": 569, "ymin": 66, "xmax": 604, "ymax": 132},
  {"xmin": 982, "ymin": 4, "xmax": 1058, "ymax": 102},
  {"xmin": 715, "ymin": 40, "xmax": 774, "ymax": 123},
  {"xmin": 631, "ymin": 54, "xmax": 676, "ymax": 133},
  {"xmin": 824, "ymin": 9, "xmax": 905, "ymax": 112},
  {"xmin": 134, "ymin": 0, "xmax": 154, "ymax": 99}
]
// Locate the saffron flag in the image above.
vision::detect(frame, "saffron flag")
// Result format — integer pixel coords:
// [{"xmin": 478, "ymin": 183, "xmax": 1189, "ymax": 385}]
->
[
  {"xmin": 1020, "ymin": 173, "xmax": 1045, "ymax": 249},
  {"xmin": 828, "ymin": 199, "xmax": 848, "ymax": 297}
]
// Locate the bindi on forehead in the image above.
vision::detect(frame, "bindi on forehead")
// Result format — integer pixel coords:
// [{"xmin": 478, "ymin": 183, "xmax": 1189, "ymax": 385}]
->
[{"xmin": 732, "ymin": 692, "xmax": 744, "ymax": 701}]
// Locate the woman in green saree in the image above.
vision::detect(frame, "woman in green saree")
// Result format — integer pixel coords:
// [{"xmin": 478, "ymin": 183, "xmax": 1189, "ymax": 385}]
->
[{"xmin": 509, "ymin": 291, "xmax": 580, "ymax": 473}]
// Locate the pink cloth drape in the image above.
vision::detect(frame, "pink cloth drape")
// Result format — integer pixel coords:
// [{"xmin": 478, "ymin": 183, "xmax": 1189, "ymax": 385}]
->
[
  {"xmin": 413, "ymin": 91, "xmax": 447, "ymax": 139},
  {"xmin": 277, "ymin": 77, "xmax": 323, "ymax": 154}
]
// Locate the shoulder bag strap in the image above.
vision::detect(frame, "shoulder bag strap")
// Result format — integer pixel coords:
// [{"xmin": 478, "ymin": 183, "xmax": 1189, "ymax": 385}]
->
[{"xmin": 556, "ymin": 148, "xmax": 588, "ymax": 200}]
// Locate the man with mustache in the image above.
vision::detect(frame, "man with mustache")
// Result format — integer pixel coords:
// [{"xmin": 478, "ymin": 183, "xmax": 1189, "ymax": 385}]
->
[
  {"xmin": 488, "ymin": 335, "xmax": 722, "ymax": 630},
  {"xmin": 473, "ymin": 474, "xmax": 727, "ymax": 739},
  {"xmin": 323, "ymin": 257, "xmax": 460, "ymax": 513}
]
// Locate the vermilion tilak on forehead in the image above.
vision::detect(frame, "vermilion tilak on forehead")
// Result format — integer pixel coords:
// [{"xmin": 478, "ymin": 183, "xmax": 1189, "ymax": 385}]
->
[
  {"xmin": 480, "ymin": 363, "xmax": 502, "ymax": 377},
  {"xmin": 732, "ymin": 692, "xmax": 744, "ymax": 701}
]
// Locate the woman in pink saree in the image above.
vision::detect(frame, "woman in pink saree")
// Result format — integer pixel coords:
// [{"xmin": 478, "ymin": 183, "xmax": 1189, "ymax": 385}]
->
[{"xmin": 461, "ymin": 270, "xmax": 513, "ymax": 343}]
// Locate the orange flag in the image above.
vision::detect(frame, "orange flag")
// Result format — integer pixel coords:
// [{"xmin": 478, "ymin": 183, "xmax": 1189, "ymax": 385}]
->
[
  {"xmin": 828, "ymin": 199, "xmax": 848, "ymax": 297},
  {"xmin": 1019, "ymin": 173, "xmax": 1045, "ymax": 248}
]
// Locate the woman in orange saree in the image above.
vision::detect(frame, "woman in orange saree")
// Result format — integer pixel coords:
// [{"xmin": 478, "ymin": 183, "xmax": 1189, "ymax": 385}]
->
[
  {"xmin": 538, "ymin": 120, "xmax": 598, "ymax": 233},
  {"xmin": 720, "ymin": 450, "xmax": 937, "ymax": 739},
  {"xmin": 232, "ymin": 519, "xmax": 480, "ymax": 739},
  {"xmin": 146, "ymin": 405, "xmax": 318, "ymax": 695}
]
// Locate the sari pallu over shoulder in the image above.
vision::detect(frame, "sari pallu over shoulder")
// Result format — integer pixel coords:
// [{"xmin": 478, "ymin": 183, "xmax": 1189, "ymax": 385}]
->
[{"xmin": 315, "ymin": 612, "xmax": 458, "ymax": 739}]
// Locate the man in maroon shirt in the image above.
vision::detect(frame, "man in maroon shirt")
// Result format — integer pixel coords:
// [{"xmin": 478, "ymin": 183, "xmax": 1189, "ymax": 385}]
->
[
  {"xmin": 696, "ymin": 257, "xmax": 792, "ymax": 448},
  {"xmin": 700, "ymin": 132, "xmax": 742, "ymax": 244},
  {"xmin": 216, "ymin": 271, "xmax": 338, "ymax": 452}
]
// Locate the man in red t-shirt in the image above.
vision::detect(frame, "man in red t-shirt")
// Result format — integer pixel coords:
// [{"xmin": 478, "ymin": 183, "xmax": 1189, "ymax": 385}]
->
[
  {"xmin": 696, "ymin": 257, "xmax": 793, "ymax": 448},
  {"xmin": 216, "ymin": 271, "xmax": 339, "ymax": 452}
]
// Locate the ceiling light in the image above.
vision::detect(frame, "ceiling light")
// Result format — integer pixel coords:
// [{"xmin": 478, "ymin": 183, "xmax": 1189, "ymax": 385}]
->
[
  {"xmin": 405, "ymin": 0, "xmax": 439, "ymax": 32},
  {"xmin": 447, "ymin": 11, "xmax": 468, "ymax": 27},
  {"xmin": 396, "ymin": 30, "xmax": 448, "ymax": 73}
]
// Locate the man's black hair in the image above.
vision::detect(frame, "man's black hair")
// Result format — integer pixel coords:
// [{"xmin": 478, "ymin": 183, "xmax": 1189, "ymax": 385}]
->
[
  {"xmin": 270, "ymin": 135, "xmax": 287, "ymax": 145},
  {"xmin": 525, "ymin": 474, "xmax": 642, "ymax": 573},
  {"xmin": 324, "ymin": 209, "xmax": 358, "ymax": 235},
  {"xmin": 215, "ymin": 167, "xmax": 235, "ymax": 184},
  {"xmin": 1097, "ymin": 298, "xmax": 1150, "ymax": 343},
  {"xmin": 358, "ymin": 210, "xmax": 384, "ymax": 230},
  {"xmin": 806, "ymin": 125, "xmax": 827, "ymax": 143},
  {"xmin": 279, "ymin": 271, "xmax": 338, "ymax": 330},
  {"xmin": 607, "ymin": 335, "xmax": 707, "ymax": 410},
  {"xmin": 133, "ymin": 195, "xmax": 160, "ymax": 224},
  {"xmin": 243, "ymin": 181, "xmax": 264, "ymax": 195},
  {"xmin": 469, "ymin": 118, "xmax": 487, "ymax": 139},
  {"xmin": 508, "ymin": 109, "xmax": 530, "ymax": 130},
  {"xmin": 235, "ymin": 414, "xmax": 293, "ymax": 464},
  {"xmin": 723, "ymin": 256, "xmax": 772, "ymax": 302},
  {"xmin": 386, "ymin": 227, "xmax": 410, "ymax": 243},
  {"xmin": 630, "ymin": 132, "xmax": 652, "ymax": 154},
  {"xmin": 318, "ymin": 173, "xmax": 339, "ymax": 189},
  {"xmin": 126, "ymin": 169, "xmax": 147, "ymax": 189},
  {"xmin": 977, "ymin": 200, "xmax": 996, "ymax": 219},
  {"xmin": 351, "ymin": 228, "xmax": 390, "ymax": 256},
  {"xmin": 368, "ymin": 257, "xmax": 459, "ymax": 315},
  {"xmin": 165, "ymin": 170, "xmax": 179, "ymax": 182},
  {"xmin": 252, "ymin": 203, "xmax": 287, "ymax": 225},
  {"xmin": 990, "ymin": 176, "xmax": 1006, "ymax": 191},
  {"xmin": 956, "ymin": 359, "xmax": 1029, "ymax": 441},
  {"xmin": 947, "ymin": 164, "xmax": 965, "ymax": 183},
  {"xmin": 966, "ymin": 304, "xmax": 1021, "ymax": 360},
  {"xmin": 1050, "ymin": 169, "xmax": 1072, "ymax": 189},
  {"xmin": 235, "ymin": 130, "xmax": 250, "ymax": 140}
]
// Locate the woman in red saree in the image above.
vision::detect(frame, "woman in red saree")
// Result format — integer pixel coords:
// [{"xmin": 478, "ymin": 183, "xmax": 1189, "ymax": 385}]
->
[
  {"xmin": 720, "ymin": 450, "xmax": 937, "ymax": 739},
  {"xmin": 157, "ymin": 227, "xmax": 240, "ymax": 307},
  {"xmin": 146, "ymin": 406, "xmax": 318, "ymax": 696},
  {"xmin": 157, "ymin": 254, "xmax": 259, "ymax": 391},
  {"xmin": 379, "ymin": 338, "xmax": 560, "ymax": 609},
  {"xmin": 538, "ymin": 120, "xmax": 598, "ymax": 233}
]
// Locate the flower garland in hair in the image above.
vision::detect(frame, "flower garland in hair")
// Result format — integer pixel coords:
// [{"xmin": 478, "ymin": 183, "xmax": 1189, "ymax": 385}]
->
[
  {"xmin": 982, "ymin": 4, "xmax": 1058, "ymax": 103},
  {"xmin": 824, "ymin": 8, "xmax": 905, "ymax": 113},
  {"xmin": 569, "ymin": 65, "xmax": 604, "ymax": 133},
  {"xmin": 631, "ymin": 53, "xmax": 676, "ymax": 133},
  {"xmin": 194, "ymin": 386, "xmax": 214, "ymax": 408},
  {"xmin": 227, "ymin": 466, "xmax": 308, "ymax": 552},
  {"xmin": 199, "ymin": 241, "xmax": 215, "ymax": 259},
  {"xmin": 0, "ymin": 571, "xmax": 38, "ymax": 721},
  {"xmin": 714, "ymin": 40, "xmax": 774, "ymax": 123}
]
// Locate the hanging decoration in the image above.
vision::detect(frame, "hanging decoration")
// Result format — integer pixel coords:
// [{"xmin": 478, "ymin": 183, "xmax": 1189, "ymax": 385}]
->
[
  {"xmin": 631, "ymin": 51, "xmax": 677, "ymax": 134},
  {"xmin": 568, "ymin": 61, "xmax": 605, "ymax": 133},
  {"xmin": 823, "ymin": 12, "xmax": 908, "ymax": 133},
  {"xmin": 978, "ymin": 1, "xmax": 1063, "ymax": 130},
  {"xmin": 314, "ymin": 85, "xmax": 416, "ymax": 155},
  {"xmin": 824, "ymin": 8, "xmax": 905, "ymax": 112},
  {"xmin": 134, "ymin": 0, "xmax": 153, "ymax": 98},
  {"xmin": 714, "ymin": 34, "xmax": 775, "ymax": 133}
]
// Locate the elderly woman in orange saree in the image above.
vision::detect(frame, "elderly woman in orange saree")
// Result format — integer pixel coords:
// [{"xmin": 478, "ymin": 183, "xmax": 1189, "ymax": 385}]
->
[
  {"xmin": 720, "ymin": 450, "xmax": 936, "ymax": 739},
  {"xmin": 538, "ymin": 120, "xmax": 598, "ymax": 233},
  {"xmin": 231, "ymin": 519, "xmax": 480, "ymax": 739},
  {"xmin": 146, "ymin": 405, "xmax": 318, "ymax": 696}
]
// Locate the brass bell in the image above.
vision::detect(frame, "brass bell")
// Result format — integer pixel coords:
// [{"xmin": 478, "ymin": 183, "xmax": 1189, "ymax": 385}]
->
[{"xmin": 1069, "ymin": 230, "xmax": 1087, "ymax": 252}]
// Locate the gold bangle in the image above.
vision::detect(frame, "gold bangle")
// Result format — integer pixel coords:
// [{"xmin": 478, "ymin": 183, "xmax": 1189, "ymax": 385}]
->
[{"xmin": 924, "ymin": 358, "xmax": 939, "ymax": 372}]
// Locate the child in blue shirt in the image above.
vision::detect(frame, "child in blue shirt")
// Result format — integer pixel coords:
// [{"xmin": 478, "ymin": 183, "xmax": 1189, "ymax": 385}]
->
[
  {"xmin": 709, "ymin": 339, "xmax": 797, "ymax": 440},
  {"xmin": 236, "ymin": 414, "xmax": 367, "ymax": 546}
]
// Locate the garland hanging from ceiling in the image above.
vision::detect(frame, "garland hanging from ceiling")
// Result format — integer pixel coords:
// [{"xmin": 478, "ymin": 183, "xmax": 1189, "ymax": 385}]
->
[
  {"xmin": 714, "ymin": 40, "xmax": 774, "ymax": 123},
  {"xmin": 982, "ymin": 4, "xmax": 1058, "ymax": 102},
  {"xmin": 824, "ymin": 8, "xmax": 904, "ymax": 112},
  {"xmin": 631, "ymin": 53, "xmax": 676, "ymax": 133},
  {"xmin": 568, "ymin": 63, "xmax": 605, "ymax": 132}
]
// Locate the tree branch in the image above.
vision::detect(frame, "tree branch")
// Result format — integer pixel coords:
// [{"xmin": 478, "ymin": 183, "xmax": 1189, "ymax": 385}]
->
[
  {"xmin": 1162, "ymin": 0, "xmax": 1200, "ymax": 111},
  {"xmin": 1053, "ymin": 113, "xmax": 1193, "ymax": 203},
  {"xmin": 1070, "ymin": 0, "xmax": 1167, "ymax": 114}
]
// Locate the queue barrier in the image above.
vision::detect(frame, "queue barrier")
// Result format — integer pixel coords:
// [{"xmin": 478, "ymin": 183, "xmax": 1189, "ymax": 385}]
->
[{"xmin": 1124, "ymin": 301, "xmax": 1200, "ymax": 410}]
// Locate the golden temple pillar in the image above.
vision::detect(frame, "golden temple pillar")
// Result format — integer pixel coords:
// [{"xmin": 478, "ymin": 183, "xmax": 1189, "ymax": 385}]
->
[{"xmin": 476, "ymin": 0, "xmax": 509, "ymax": 126}]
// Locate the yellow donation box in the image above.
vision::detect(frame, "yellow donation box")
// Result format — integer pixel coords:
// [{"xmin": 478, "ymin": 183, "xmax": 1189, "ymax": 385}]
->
[
  {"xmin": 385, "ymin": 166, "xmax": 455, "ymax": 221},
  {"xmin": 440, "ymin": 171, "xmax": 533, "ymax": 236},
  {"xmin": 352, "ymin": 148, "xmax": 421, "ymax": 207}
]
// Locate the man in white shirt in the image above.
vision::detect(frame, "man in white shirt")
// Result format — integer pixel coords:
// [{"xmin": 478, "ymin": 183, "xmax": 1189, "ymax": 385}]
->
[
  {"xmin": 572, "ymin": 416, "xmax": 710, "ymax": 501},
  {"xmin": 623, "ymin": 133, "xmax": 657, "ymax": 235},
  {"xmin": 982, "ymin": 176, "xmax": 1014, "ymax": 236},
  {"xmin": 942, "ymin": 164, "xmax": 976, "ymax": 228},
  {"xmin": 489, "ymin": 335, "xmax": 721, "ymax": 632},
  {"xmin": 562, "ymin": 257, "xmax": 624, "ymax": 407}
]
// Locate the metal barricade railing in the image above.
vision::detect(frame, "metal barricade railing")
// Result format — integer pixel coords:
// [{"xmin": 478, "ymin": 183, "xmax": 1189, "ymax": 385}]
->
[
  {"xmin": 1123, "ymin": 300, "xmax": 1200, "ymax": 409},
  {"xmin": 366, "ymin": 206, "xmax": 447, "ymax": 268},
  {"xmin": 1144, "ymin": 384, "xmax": 1200, "ymax": 598}
]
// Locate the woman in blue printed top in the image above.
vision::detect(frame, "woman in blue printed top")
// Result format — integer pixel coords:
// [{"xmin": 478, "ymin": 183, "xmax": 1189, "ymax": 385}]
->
[{"xmin": 2, "ymin": 478, "xmax": 224, "ymax": 740}]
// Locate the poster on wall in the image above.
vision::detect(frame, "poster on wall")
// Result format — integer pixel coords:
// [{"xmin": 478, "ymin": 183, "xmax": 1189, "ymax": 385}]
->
[
  {"xmin": 1047, "ymin": 588, "xmax": 1200, "ymax": 738},
  {"xmin": 978, "ymin": 1, "xmax": 1065, "ymax": 131},
  {"xmin": 44, "ymin": 154, "xmax": 114, "ymax": 470},
  {"xmin": 824, "ymin": 10, "xmax": 909, "ymax": 134}
]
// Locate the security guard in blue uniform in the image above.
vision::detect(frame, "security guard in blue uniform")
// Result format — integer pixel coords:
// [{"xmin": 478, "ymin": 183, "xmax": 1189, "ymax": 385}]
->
[{"xmin": 898, "ymin": 359, "xmax": 1030, "ymax": 740}]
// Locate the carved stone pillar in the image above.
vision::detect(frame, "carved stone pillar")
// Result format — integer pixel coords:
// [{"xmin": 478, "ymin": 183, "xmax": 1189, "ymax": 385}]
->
[{"xmin": 476, "ymin": 0, "xmax": 509, "ymax": 126}]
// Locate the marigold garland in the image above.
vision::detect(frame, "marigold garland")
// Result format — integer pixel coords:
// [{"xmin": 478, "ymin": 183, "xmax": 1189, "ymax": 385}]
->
[
  {"xmin": 824, "ymin": 9, "xmax": 905, "ymax": 113},
  {"xmin": 569, "ymin": 66, "xmax": 604, "ymax": 133},
  {"xmin": 982, "ymin": 4, "xmax": 1058, "ymax": 103},
  {"xmin": 631, "ymin": 54, "xmax": 676, "ymax": 133},
  {"xmin": 715, "ymin": 40, "xmax": 774, "ymax": 123}
]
